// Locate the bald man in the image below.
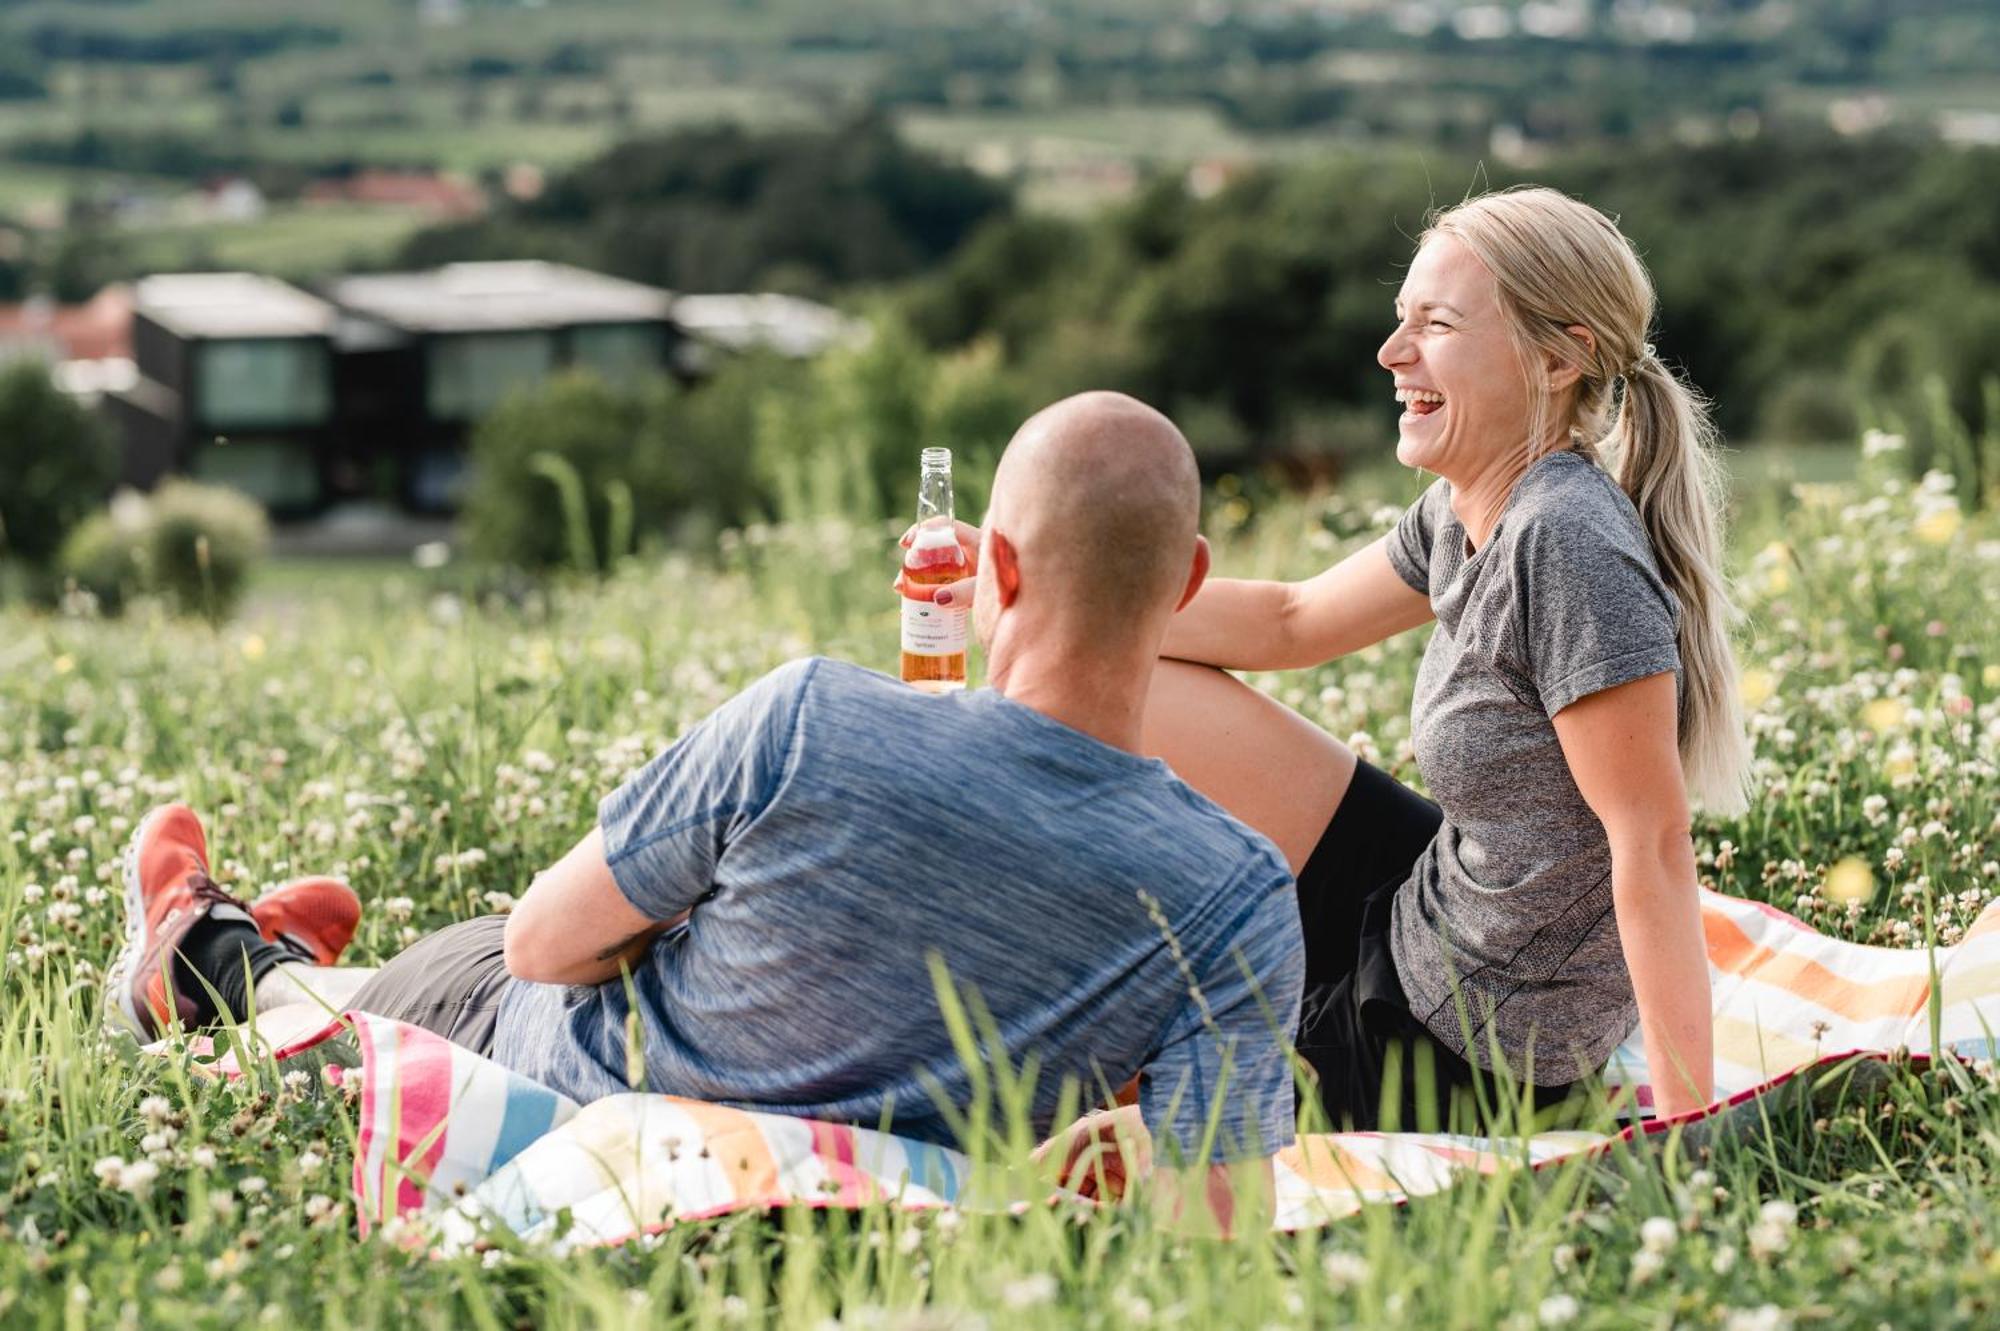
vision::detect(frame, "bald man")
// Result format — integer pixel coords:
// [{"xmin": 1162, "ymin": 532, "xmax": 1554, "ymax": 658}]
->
[{"xmin": 118, "ymin": 393, "xmax": 1303, "ymax": 1231}]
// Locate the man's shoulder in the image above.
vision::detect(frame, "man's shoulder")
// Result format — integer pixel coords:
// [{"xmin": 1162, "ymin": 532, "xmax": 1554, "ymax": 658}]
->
[{"xmin": 752, "ymin": 656, "xmax": 896, "ymax": 708}]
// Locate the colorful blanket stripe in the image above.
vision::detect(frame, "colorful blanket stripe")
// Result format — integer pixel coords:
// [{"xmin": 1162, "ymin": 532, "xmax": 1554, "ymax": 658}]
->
[{"xmin": 157, "ymin": 888, "xmax": 2000, "ymax": 1243}]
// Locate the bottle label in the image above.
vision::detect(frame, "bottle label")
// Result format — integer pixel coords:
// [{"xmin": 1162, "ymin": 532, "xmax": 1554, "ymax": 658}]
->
[{"xmin": 901, "ymin": 595, "xmax": 968, "ymax": 656}]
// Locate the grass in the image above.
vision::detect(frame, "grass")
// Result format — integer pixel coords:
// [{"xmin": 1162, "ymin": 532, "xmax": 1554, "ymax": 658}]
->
[
  {"xmin": 117, "ymin": 204, "xmax": 433, "ymax": 278},
  {"xmin": 1, "ymin": 433, "xmax": 1998, "ymax": 1327}
]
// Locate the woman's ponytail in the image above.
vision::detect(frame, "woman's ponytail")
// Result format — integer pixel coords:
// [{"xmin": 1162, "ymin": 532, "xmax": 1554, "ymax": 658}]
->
[{"xmin": 1615, "ymin": 354, "xmax": 1750, "ymax": 814}]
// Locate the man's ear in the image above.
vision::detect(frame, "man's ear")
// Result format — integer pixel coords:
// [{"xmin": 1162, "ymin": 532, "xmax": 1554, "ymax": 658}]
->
[
  {"xmin": 989, "ymin": 528, "xmax": 1023, "ymax": 607},
  {"xmin": 1174, "ymin": 535, "xmax": 1211, "ymax": 613},
  {"xmin": 1547, "ymin": 323, "xmax": 1597, "ymax": 392}
]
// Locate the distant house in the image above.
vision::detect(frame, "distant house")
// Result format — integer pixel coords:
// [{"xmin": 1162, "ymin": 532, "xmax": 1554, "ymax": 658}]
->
[
  {"xmin": 301, "ymin": 170, "xmax": 486, "ymax": 220},
  {"xmin": 0, "ymin": 285, "xmax": 134, "ymax": 364},
  {"xmin": 93, "ymin": 261, "xmax": 859, "ymax": 518},
  {"xmin": 321, "ymin": 261, "xmax": 681, "ymax": 511}
]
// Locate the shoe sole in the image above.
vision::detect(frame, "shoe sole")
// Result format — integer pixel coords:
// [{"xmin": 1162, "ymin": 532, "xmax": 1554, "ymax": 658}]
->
[{"xmin": 103, "ymin": 803, "xmax": 174, "ymax": 1039}]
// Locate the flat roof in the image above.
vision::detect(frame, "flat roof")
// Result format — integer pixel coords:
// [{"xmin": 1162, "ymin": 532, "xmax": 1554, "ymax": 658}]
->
[
  {"xmin": 326, "ymin": 261, "xmax": 673, "ymax": 334},
  {"xmin": 671, "ymin": 292, "xmax": 864, "ymax": 358},
  {"xmin": 134, "ymin": 273, "xmax": 337, "ymax": 340}
]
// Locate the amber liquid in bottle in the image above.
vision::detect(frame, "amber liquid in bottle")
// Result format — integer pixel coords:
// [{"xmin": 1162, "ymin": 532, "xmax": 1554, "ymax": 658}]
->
[{"xmin": 900, "ymin": 448, "xmax": 970, "ymax": 692}]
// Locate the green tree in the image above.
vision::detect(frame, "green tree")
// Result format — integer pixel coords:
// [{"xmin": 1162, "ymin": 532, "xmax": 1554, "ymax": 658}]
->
[{"xmin": 0, "ymin": 359, "xmax": 117, "ymax": 571}]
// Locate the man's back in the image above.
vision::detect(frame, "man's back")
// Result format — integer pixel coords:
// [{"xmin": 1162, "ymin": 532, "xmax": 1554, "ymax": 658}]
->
[{"xmin": 491, "ymin": 657, "xmax": 1303, "ymax": 1162}]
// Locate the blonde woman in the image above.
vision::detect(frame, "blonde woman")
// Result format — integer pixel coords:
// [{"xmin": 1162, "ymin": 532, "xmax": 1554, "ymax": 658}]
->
[{"xmin": 1130, "ymin": 186, "xmax": 1750, "ymax": 1130}]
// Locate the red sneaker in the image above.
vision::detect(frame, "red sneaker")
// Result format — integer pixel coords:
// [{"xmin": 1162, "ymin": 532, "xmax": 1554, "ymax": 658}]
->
[
  {"xmin": 250, "ymin": 877, "xmax": 361, "ymax": 967},
  {"xmin": 105, "ymin": 803, "xmax": 255, "ymax": 1040}
]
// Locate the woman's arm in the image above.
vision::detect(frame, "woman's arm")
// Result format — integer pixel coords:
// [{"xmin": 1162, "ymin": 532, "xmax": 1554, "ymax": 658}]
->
[
  {"xmin": 1159, "ymin": 537, "xmax": 1433, "ymax": 672},
  {"xmin": 1550, "ymin": 671, "xmax": 1714, "ymax": 1118}
]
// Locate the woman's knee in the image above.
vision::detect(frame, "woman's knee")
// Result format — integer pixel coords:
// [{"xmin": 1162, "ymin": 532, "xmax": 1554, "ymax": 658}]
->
[{"xmin": 1140, "ymin": 659, "xmax": 1357, "ymax": 873}]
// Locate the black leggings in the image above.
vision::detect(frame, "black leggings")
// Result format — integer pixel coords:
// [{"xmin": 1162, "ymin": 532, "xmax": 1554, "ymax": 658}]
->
[{"xmin": 1292, "ymin": 760, "xmax": 1592, "ymax": 1133}]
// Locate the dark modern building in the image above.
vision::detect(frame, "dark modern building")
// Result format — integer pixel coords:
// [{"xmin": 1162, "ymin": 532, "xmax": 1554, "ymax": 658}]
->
[
  {"xmin": 100, "ymin": 262, "xmax": 857, "ymax": 519},
  {"xmin": 109, "ymin": 273, "xmax": 342, "ymax": 515}
]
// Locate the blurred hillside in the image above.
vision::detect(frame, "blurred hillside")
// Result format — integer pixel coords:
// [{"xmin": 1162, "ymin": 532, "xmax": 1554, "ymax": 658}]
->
[{"xmin": 1, "ymin": 0, "xmax": 1996, "ymax": 484}]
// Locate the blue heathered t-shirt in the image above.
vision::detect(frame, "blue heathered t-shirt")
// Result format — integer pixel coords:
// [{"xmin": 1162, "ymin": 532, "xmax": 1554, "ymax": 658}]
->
[{"xmin": 489, "ymin": 657, "xmax": 1303, "ymax": 1163}]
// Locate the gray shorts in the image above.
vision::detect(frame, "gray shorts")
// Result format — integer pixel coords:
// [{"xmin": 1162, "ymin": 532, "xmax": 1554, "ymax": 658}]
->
[{"xmin": 348, "ymin": 914, "xmax": 514, "ymax": 1056}]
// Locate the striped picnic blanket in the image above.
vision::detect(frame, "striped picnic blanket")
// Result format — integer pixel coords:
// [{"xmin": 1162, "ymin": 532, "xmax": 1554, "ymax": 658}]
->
[{"xmin": 178, "ymin": 888, "xmax": 2000, "ymax": 1245}]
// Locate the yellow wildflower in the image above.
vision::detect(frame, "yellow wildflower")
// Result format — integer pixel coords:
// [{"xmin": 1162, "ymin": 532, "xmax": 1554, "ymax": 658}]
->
[
  {"xmin": 1823, "ymin": 858, "xmax": 1876, "ymax": 906},
  {"xmin": 1739, "ymin": 669, "xmax": 1776, "ymax": 711},
  {"xmin": 1914, "ymin": 507, "xmax": 1962, "ymax": 545},
  {"xmin": 1862, "ymin": 698, "xmax": 1906, "ymax": 733}
]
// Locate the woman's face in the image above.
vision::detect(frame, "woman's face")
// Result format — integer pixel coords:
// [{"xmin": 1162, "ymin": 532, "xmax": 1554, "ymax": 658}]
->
[{"xmin": 1377, "ymin": 234, "xmax": 1534, "ymax": 476}]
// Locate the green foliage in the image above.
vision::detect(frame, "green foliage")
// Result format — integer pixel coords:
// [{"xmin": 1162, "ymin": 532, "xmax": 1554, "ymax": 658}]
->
[
  {"xmin": 464, "ymin": 370, "xmax": 767, "ymax": 574},
  {"xmin": 54, "ymin": 509, "xmax": 144, "ymax": 616},
  {"xmin": 903, "ymin": 134, "xmax": 2000, "ymax": 468},
  {"xmin": 146, "ymin": 481, "xmax": 270, "ymax": 620},
  {"xmin": 750, "ymin": 316, "xmax": 1030, "ymax": 526},
  {"xmin": 58, "ymin": 481, "xmax": 270, "ymax": 620},
  {"xmin": 0, "ymin": 359, "xmax": 117, "ymax": 573},
  {"xmin": 401, "ymin": 118, "xmax": 1012, "ymax": 297}
]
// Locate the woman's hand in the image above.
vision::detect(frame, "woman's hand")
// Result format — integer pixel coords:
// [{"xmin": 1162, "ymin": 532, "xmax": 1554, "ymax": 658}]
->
[{"xmin": 893, "ymin": 518, "xmax": 981, "ymax": 608}]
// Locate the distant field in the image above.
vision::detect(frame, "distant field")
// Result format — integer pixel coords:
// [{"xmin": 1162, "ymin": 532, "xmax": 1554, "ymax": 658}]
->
[{"xmin": 117, "ymin": 203, "xmax": 431, "ymax": 278}]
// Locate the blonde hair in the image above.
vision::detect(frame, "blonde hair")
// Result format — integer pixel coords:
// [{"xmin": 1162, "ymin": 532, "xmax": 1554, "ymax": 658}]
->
[{"xmin": 1423, "ymin": 186, "xmax": 1750, "ymax": 814}]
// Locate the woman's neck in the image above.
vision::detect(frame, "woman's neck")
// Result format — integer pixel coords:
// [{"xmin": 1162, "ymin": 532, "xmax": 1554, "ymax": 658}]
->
[{"xmin": 1448, "ymin": 439, "xmax": 1572, "ymax": 550}]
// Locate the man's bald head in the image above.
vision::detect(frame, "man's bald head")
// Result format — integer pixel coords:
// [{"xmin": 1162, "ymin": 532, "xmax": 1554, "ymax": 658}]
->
[{"xmin": 975, "ymin": 392, "xmax": 1203, "ymax": 654}]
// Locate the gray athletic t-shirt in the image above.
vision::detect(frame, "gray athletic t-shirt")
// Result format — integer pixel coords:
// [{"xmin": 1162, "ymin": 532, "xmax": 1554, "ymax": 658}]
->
[{"xmin": 1383, "ymin": 449, "xmax": 1679, "ymax": 1079}]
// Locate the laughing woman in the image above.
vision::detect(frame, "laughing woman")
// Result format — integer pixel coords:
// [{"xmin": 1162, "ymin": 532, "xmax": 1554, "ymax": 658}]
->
[{"xmin": 1143, "ymin": 187, "xmax": 1751, "ymax": 1131}]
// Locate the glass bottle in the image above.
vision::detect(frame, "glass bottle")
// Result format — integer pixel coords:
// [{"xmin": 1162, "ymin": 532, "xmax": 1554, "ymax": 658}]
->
[{"xmin": 900, "ymin": 447, "xmax": 970, "ymax": 692}]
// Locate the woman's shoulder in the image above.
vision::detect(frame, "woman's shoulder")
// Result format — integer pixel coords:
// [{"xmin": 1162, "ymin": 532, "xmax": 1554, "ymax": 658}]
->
[{"xmin": 1506, "ymin": 450, "xmax": 1651, "ymax": 557}]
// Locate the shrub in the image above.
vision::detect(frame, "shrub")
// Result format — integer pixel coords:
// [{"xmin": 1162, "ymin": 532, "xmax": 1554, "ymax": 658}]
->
[
  {"xmin": 0, "ymin": 359, "xmax": 118, "ymax": 572},
  {"xmin": 463, "ymin": 369, "xmax": 770, "ymax": 574},
  {"xmin": 56, "ymin": 482, "xmax": 269, "ymax": 619},
  {"xmin": 145, "ymin": 480, "xmax": 270, "ymax": 618},
  {"xmin": 55, "ymin": 507, "xmax": 145, "ymax": 615}
]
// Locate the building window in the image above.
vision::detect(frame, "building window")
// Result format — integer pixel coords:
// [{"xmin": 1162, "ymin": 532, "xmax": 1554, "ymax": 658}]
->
[
  {"xmin": 197, "ymin": 339, "xmax": 332, "ymax": 430},
  {"xmin": 187, "ymin": 438, "xmax": 321, "ymax": 513},
  {"xmin": 570, "ymin": 323, "xmax": 664, "ymax": 384},
  {"xmin": 426, "ymin": 332, "xmax": 556, "ymax": 421}
]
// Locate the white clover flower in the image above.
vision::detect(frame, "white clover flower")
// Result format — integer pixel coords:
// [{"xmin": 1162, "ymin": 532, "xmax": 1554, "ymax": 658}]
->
[
  {"xmin": 1711, "ymin": 1245, "xmax": 1738, "ymax": 1274},
  {"xmin": 92, "ymin": 1155, "xmax": 126, "ymax": 1187},
  {"xmin": 1723, "ymin": 1305, "xmax": 1790, "ymax": 1331},
  {"xmin": 1537, "ymin": 1294, "xmax": 1579, "ymax": 1327},
  {"xmin": 298, "ymin": 1149, "xmax": 324, "ymax": 1175},
  {"xmin": 118, "ymin": 1158, "xmax": 160, "ymax": 1199},
  {"xmin": 1114, "ymin": 1291, "xmax": 1155, "ymax": 1323},
  {"xmin": 1629, "ymin": 1247, "xmax": 1666, "ymax": 1284},
  {"xmin": 1639, "ymin": 1216, "xmax": 1677, "ymax": 1252},
  {"xmin": 1321, "ymin": 1250, "xmax": 1369, "ymax": 1288},
  {"xmin": 191, "ymin": 1145, "xmax": 218, "ymax": 1170},
  {"xmin": 237, "ymin": 1174, "xmax": 268, "ymax": 1196},
  {"xmin": 1000, "ymin": 1274, "xmax": 1057, "ymax": 1309},
  {"xmin": 283, "ymin": 1069, "xmax": 311, "ymax": 1095},
  {"xmin": 303, "ymin": 1194, "xmax": 336, "ymax": 1222}
]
